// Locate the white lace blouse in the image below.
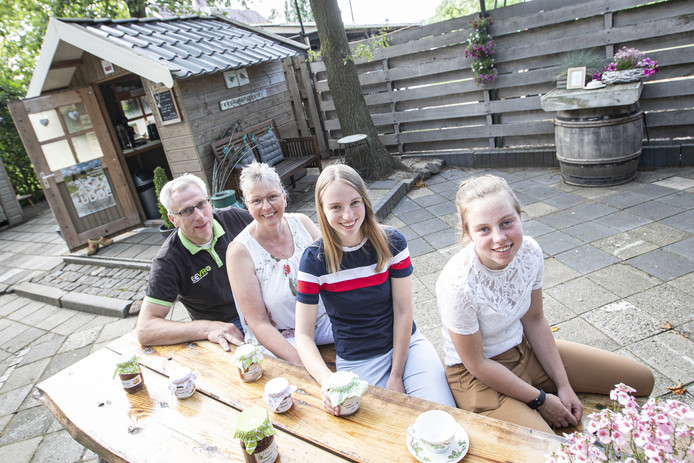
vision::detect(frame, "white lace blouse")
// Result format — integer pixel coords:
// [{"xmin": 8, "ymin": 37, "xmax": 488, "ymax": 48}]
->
[{"xmin": 436, "ymin": 236, "xmax": 544, "ymax": 365}]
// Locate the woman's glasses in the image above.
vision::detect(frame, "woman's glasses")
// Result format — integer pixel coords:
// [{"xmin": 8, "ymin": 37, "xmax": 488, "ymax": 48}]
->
[
  {"xmin": 247, "ymin": 193, "xmax": 283, "ymax": 209},
  {"xmin": 170, "ymin": 198, "xmax": 210, "ymax": 217}
]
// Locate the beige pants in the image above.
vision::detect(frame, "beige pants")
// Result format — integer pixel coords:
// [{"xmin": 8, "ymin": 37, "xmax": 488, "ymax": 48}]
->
[{"xmin": 445, "ymin": 338, "xmax": 654, "ymax": 433}]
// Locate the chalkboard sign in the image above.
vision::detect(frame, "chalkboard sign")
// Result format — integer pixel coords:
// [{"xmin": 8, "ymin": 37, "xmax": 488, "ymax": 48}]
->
[{"xmin": 154, "ymin": 89, "xmax": 181, "ymax": 125}]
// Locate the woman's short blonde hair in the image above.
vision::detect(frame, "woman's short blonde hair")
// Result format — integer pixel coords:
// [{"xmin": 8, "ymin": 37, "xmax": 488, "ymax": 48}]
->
[
  {"xmin": 314, "ymin": 164, "xmax": 390, "ymax": 274},
  {"xmin": 239, "ymin": 162, "xmax": 286, "ymax": 202},
  {"xmin": 456, "ymin": 174, "xmax": 521, "ymax": 245}
]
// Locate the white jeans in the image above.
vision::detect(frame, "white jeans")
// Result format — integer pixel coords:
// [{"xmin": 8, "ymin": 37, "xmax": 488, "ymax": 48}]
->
[{"xmin": 337, "ymin": 330, "xmax": 456, "ymax": 407}]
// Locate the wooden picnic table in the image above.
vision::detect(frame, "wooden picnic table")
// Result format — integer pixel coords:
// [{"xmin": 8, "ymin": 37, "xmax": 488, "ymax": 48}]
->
[{"xmin": 34, "ymin": 332, "xmax": 564, "ymax": 462}]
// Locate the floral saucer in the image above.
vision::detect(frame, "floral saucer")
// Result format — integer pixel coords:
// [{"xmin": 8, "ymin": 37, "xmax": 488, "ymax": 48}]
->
[{"xmin": 407, "ymin": 423, "xmax": 469, "ymax": 463}]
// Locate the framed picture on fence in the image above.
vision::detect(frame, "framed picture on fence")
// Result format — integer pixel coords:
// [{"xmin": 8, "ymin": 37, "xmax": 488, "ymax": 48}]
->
[{"xmin": 567, "ymin": 67, "xmax": 587, "ymax": 89}]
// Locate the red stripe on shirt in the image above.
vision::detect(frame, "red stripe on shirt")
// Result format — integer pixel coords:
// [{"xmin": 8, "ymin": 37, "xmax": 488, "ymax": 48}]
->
[
  {"xmin": 390, "ymin": 255, "xmax": 411, "ymax": 270},
  {"xmin": 321, "ymin": 271, "xmax": 389, "ymax": 292},
  {"xmin": 297, "ymin": 280, "xmax": 319, "ymax": 294}
]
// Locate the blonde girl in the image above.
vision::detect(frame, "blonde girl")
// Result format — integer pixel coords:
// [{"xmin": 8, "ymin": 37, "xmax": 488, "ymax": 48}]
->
[
  {"xmin": 436, "ymin": 174, "xmax": 653, "ymax": 433},
  {"xmin": 295, "ymin": 164, "xmax": 454, "ymax": 415}
]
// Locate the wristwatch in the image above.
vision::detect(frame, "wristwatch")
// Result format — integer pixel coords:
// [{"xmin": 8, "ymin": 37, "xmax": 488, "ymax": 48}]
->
[{"xmin": 526, "ymin": 389, "xmax": 546, "ymax": 409}]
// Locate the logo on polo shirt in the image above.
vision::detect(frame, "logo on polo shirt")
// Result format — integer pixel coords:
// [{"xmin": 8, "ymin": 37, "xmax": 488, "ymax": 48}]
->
[{"xmin": 191, "ymin": 265, "xmax": 212, "ymax": 283}]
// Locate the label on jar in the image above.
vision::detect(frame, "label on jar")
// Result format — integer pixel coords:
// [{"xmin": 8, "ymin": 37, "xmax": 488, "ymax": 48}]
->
[
  {"xmin": 339, "ymin": 396, "xmax": 360, "ymax": 416},
  {"xmin": 121, "ymin": 374, "xmax": 142, "ymax": 389},
  {"xmin": 273, "ymin": 395, "xmax": 293, "ymax": 413},
  {"xmin": 252, "ymin": 438, "xmax": 278, "ymax": 463},
  {"xmin": 174, "ymin": 380, "xmax": 195, "ymax": 399},
  {"xmin": 242, "ymin": 363, "xmax": 263, "ymax": 382}
]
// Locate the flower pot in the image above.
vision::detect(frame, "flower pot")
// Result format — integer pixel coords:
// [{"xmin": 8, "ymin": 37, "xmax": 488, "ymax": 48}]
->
[
  {"xmin": 211, "ymin": 190, "xmax": 244, "ymax": 209},
  {"xmin": 159, "ymin": 223, "xmax": 175, "ymax": 238},
  {"xmin": 601, "ymin": 68, "xmax": 645, "ymax": 85}
]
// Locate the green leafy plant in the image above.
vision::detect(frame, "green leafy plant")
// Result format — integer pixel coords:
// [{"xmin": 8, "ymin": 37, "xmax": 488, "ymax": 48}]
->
[
  {"xmin": 558, "ymin": 49, "xmax": 604, "ymax": 79},
  {"xmin": 113, "ymin": 355, "xmax": 141, "ymax": 378},
  {"xmin": 153, "ymin": 166, "xmax": 174, "ymax": 229}
]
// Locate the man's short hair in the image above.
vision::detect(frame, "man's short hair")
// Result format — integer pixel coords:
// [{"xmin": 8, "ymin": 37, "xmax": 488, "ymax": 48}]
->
[{"xmin": 159, "ymin": 174, "xmax": 208, "ymax": 212}]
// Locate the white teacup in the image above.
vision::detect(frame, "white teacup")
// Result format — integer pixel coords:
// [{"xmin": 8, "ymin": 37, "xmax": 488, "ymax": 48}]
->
[{"xmin": 407, "ymin": 410, "xmax": 457, "ymax": 454}]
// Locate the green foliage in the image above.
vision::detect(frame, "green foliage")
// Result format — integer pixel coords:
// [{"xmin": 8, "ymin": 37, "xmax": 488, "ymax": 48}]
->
[
  {"xmin": 0, "ymin": 81, "xmax": 42, "ymax": 198},
  {"xmin": 153, "ymin": 166, "xmax": 174, "ymax": 229},
  {"xmin": 353, "ymin": 29, "xmax": 391, "ymax": 62},
  {"xmin": 431, "ymin": 0, "xmax": 525, "ymax": 23},
  {"xmin": 284, "ymin": 0, "xmax": 314, "ymax": 22}
]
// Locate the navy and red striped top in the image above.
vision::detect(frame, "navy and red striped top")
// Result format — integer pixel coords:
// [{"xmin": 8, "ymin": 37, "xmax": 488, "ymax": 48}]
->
[{"xmin": 297, "ymin": 227, "xmax": 415, "ymax": 360}]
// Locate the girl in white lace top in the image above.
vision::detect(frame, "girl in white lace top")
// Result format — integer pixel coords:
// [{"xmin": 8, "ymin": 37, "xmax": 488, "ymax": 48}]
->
[{"xmin": 436, "ymin": 175, "xmax": 653, "ymax": 433}]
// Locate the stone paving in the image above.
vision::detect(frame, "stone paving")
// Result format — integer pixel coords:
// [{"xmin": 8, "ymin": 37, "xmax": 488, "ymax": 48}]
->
[{"xmin": 0, "ymin": 164, "xmax": 693, "ymax": 462}]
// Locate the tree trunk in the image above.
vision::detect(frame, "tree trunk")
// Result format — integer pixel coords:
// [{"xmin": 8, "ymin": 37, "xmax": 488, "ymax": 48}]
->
[
  {"xmin": 309, "ymin": 0, "xmax": 404, "ymax": 179},
  {"xmin": 125, "ymin": 0, "xmax": 146, "ymax": 18}
]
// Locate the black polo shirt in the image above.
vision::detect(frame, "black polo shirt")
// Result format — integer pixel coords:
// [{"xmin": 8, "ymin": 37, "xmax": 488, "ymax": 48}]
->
[{"xmin": 145, "ymin": 206, "xmax": 253, "ymax": 322}]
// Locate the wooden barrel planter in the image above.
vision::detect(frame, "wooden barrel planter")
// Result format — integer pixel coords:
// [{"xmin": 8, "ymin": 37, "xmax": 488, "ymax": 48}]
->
[{"xmin": 554, "ymin": 103, "xmax": 643, "ymax": 186}]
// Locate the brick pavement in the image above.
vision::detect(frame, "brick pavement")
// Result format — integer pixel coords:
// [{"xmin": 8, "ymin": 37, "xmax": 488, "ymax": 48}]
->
[{"xmin": 0, "ymin": 164, "xmax": 693, "ymax": 462}]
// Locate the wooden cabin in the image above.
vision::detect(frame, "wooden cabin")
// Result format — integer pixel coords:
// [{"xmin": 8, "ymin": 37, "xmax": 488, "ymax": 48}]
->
[{"xmin": 9, "ymin": 15, "xmax": 324, "ymax": 251}]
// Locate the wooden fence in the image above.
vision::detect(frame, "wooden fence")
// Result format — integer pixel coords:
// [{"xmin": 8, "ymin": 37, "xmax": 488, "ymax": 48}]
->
[{"xmin": 305, "ymin": 0, "xmax": 694, "ymax": 167}]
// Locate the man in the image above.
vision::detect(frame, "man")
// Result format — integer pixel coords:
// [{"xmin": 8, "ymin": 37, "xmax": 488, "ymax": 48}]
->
[{"xmin": 136, "ymin": 174, "xmax": 253, "ymax": 351}]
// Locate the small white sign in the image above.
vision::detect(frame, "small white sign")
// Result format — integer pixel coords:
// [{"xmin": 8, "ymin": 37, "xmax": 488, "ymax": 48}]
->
[
  {"xmin": 224, "ymin": 67, "xmax": 250, "ymax": 88},
  {"xmin": 220, "ymin": 89, "xmax": 267, "ymax": 111},
  {"xmin": 101, "ymin": 60, "xmax": 114, "ymax": 75}
]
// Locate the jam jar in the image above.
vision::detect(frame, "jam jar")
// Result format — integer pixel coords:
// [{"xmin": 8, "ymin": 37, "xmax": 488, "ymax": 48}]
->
[
  {"xmin": 232, "ymin": 344, "xmax": 263, "ymax": 382},
  {"xmin": 263, "ymin": 377, "xmax": 297, "ymax": 413},
  {"xmin": 326, "ymin": 371, "xmax": 369, "ymax": 416},
  {"xmin": 168, "ymin": 367, "xmax": 200, "ymax": 399},
  {"xmin": 113, "ymin": 354, "xmax": 145, "ymax": 394},
  {"xmin": 234, "ymin": 406, "xmax": 278, "ymax": 463}
]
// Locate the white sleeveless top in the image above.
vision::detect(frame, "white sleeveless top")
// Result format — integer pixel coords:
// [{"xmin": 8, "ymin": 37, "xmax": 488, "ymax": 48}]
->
[
  {"xmin": 436, "ymin": 236, "xmax": 544, "ymax": 364},
  {"xmin": 233, "ymin": 213, "xmax": 331, "ymax": 347}
]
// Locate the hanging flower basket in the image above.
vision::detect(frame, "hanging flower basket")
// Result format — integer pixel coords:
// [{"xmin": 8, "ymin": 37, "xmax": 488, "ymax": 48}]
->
[{"xmin": 600, "ymin": 68, "xmax": 646, "ymax": 85}]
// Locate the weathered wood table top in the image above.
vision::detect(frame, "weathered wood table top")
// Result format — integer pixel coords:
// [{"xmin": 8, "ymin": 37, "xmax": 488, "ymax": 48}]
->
[
  {"xmin": 541, "ymin": 81, "xmax": 643, "ymax": 111},
  {"xmin": 34, "ymin": 332, "xmax": 564, "ymax": 462}
]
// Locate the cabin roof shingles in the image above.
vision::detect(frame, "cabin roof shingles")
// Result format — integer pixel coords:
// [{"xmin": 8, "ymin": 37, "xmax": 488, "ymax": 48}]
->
[{"xmin": 75, "ymin": 16, "xmax": 298, "ymax": 79}]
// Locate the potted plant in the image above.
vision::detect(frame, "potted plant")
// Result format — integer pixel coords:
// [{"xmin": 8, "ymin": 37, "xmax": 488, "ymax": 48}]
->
[
  {"xmin": 596, "ymin": 46, "xmax": 659, "ymax": 84},
  {"xmin": 153, "ymin": 166, "xmax": 175, "ymax": 237},
  {"xmin": 210, "ymin": 121, "xmax": 254, "ymax": 209},
  {"xmin": 113, "ymin": 354, "xmax": 145, "ymax": 394},
  {"xmin": 465, "ymin": 16, "xmax": 497, "ymax": 87},
  {"xmin": 556, "ymin": 49, "xmax": 604, "ymax": 88}
]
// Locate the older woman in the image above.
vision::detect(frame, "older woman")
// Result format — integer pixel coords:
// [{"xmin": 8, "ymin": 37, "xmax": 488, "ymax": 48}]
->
[{"xmin": 226, "ymin": 162, "xmax": 333, "ymax": 364}]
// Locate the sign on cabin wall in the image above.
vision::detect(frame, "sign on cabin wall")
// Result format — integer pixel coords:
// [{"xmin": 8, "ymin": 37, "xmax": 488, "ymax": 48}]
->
[
  {"xmin": 220, "ymin": 89, "xmax": 267, "ymax": 111},
  {"xmin": 224, "ymin": 67, "xmax": 250, "ymax": 88},
  {"xmin": 154, "ymin": 88, "xmax": 182, "ymax": 125},
  {"xmin": 60, "ymin": 159, "xmax": 116, "ymax": 218}
]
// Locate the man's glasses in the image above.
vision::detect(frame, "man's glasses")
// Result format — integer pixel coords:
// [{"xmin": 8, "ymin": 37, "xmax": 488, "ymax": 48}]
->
[
  {"xmin": 247, "ymin": 193, "xmax": 284, "ymax": 209},
  {"xmin": 170, "ymin": 198, "xmax": 211, "ymax": 217}
]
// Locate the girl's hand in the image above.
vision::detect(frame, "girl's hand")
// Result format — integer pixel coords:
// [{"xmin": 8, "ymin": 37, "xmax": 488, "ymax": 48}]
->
[
  {"xmin": 557, "ymin": 387, "xmax": 583, "ymax": 424},
  {"xmin": 537, "ymin": 393, "xmax": 578, "ymax": 429},
  {"xmin": 385, "ymin": 375, "xmax": 405, "ymax": 394},
  {"xmin": 320, "ymin": 380, "xmax": 340, "ymax": 416}
]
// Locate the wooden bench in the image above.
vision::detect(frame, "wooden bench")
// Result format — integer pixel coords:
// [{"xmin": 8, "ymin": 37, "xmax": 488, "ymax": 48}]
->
[{"xmin": 210, "ymin": 119, "xmax": 322, "ymax": 196}]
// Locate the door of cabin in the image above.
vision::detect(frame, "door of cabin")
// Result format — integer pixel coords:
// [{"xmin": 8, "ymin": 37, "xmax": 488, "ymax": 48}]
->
[{"xmin": 8, "ymin": 86, "xmax": 141, "ymax": 251}]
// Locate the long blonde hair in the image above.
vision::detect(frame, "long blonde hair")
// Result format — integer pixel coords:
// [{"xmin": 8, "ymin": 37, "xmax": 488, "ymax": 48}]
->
[
  {"xmin": 315, "ymin": 164, "xmax": 391, "ymax": 274},
  {"xmin": 456, "ymin": 174, "xmax": 522, "ymax": 246}
]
